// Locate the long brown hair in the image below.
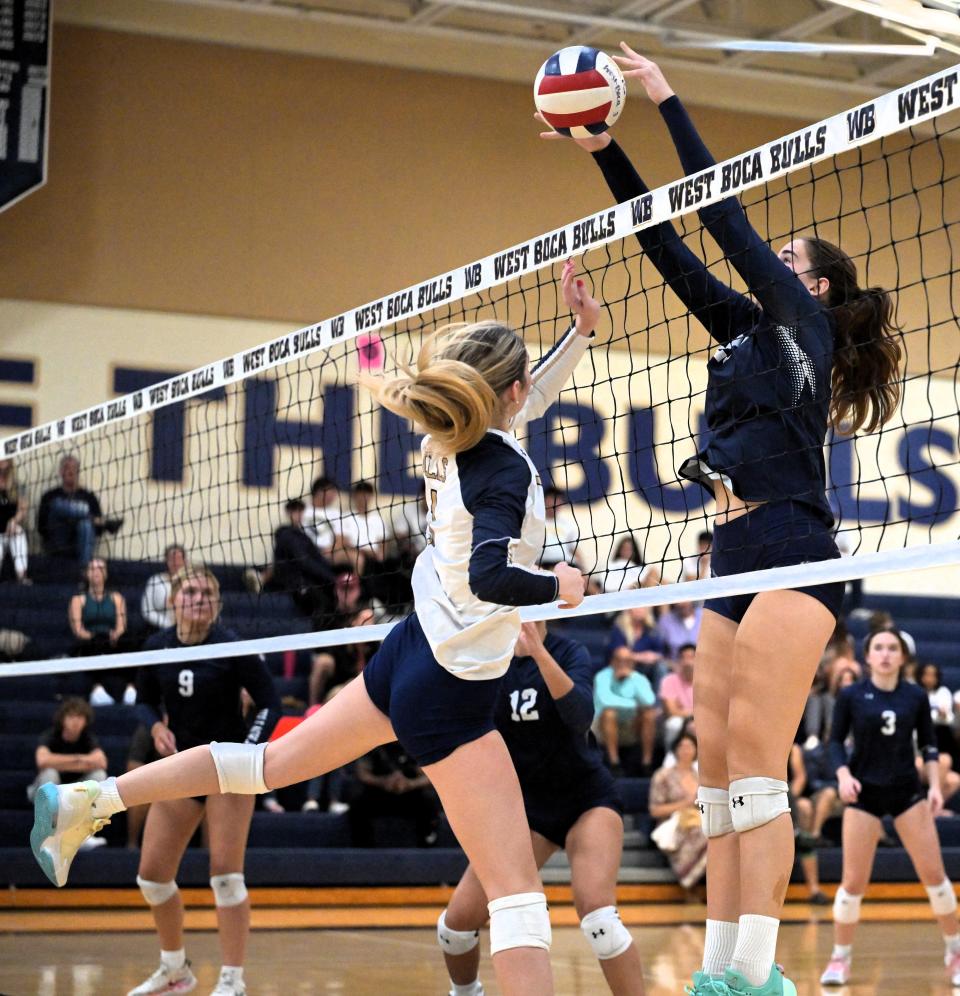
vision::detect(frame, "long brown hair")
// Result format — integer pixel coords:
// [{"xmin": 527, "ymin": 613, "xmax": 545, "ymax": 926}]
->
[
  {"xmin": 362, "ymin": 321, "xmax": 528, "ymax": 452},
  {"xmin": 804, "ymin": 237, "xmax": 902, "ymax": 434}
]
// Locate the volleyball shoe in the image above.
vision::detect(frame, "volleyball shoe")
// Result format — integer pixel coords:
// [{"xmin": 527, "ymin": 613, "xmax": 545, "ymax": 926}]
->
[{"xmin": 30, "ymin": 779, "xmax": 108, "ymax": 886}]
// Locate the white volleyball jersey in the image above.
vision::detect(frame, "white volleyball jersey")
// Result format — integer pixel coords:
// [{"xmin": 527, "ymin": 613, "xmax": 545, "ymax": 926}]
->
[{"xmin": 411, "ymin": 324, "xmax": 592, "ymax": 679}]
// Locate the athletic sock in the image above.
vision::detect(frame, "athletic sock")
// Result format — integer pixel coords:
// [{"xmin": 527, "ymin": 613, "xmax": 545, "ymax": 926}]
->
[
  {"xmin": 449, "ymin": 982, "xmax": 483, "ymax": 996},
  {"xmin": 91, "ymin": 777, "xmax": 127, "ymax": 819},
  {"xmin": 831, "ymin": 943, "xmax": 852, "ymax": 960},
  {"xmin": 160, "ymin": 948, "xmax": 186, "ymax": 972},
  {"xmin": 219, "ymin": 966, "xmax": 244, "ymax": 987},
  {"xmin": 730, "ymin": 914, "xmax": 779, "ymax": 987},
  {"xmin": 944, "ymin": 934, "xmax": 960, "ymax": 956},
  {"xmin": 702, "ymin": 918, "xmax": 738, "ymax": 978}
]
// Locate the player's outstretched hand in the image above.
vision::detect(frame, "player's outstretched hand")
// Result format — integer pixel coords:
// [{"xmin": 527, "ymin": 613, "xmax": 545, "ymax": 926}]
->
[
  {"xmin": 612, "ymin": 43, "xmax": 675, "ymax": 106},
  {"xmin": 561, "ymin": 258, "xmax": 600, "ymax": 337},
  {"xmin": 534, "ymin": 110, "xmax": 610, "ymax": 153},
  {"xmin": 515, "ymin": 621, "xmax": 545, "ymax": 659},
  {"xmin": 152, "ymin": 722, "xmax": 177, "ymax": 757},
  {"xmin": 554, "ymin": 562, "xmax": 586, "ymax": 609}
]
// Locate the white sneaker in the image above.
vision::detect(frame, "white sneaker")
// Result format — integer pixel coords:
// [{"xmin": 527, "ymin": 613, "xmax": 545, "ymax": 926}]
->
[
  {"xmin": 79, "ymin": 834, "xmax": 108, "ymax": 851},
  {"xmin": 946, "ymin": 949, "xmax": 960, "ymax": 985},
  {"xmin": 90, "ymin": 684, "xmax": 115, "ymax": 706},
  {"xmin": 301, "ymin": 799, "xmax": 320, "ymax": 812},
  {"xmin": 328, "ymin": 801, "xmax": 350, "ymax": 814},
  {"xmin": 123, "ymin": 684, "xmax": 138, "ymax": 705},
  {"xmin": 127, "ymin": 961, "xmax": 197, "ymax": 995},
  {"xmin": 31, "ymin": 780, "xmax": 109, "ymax": 886},
  {"xmin": 820, "ymin": 953, "xmax": 851, "ymax": 985},
  {"xmin": 209, "ymin": 970, "xmax": 245, "ymax": 995}
]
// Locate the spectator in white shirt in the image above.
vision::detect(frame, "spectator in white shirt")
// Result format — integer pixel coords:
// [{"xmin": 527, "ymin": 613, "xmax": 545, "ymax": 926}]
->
[
  {"xmin": 340, "ymin": 481, "xmax": 388, "ymax": 566},
  {"xmin": 140, "ymin": 544, "xmax": 186, "ymax": 636},
  {"xmin": 681, "ymin": 529, "xmax": 713, "ymax": 581},
  {"xmin": 302, "ymin": 475, "xmax": 343, "ymax": 555},
  {"xmin": 603, "ymin": 533, "xmax": 660, "ymax": 593}
]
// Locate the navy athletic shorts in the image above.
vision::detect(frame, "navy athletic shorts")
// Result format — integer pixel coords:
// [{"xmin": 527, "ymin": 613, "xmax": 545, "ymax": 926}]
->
[
  {"xmin": 851, "ymin": 779, "xmax": 926, "ymax": 821},
  {"xmin": 705, "ymin": 499, "xmax": 844, "ymax": 623},
  {"xmin": 363, "ymin": 613, "xmax": 502, "ymax": 767},
  {"xmin": 523, "ymin": 772, "xmax": 623, "ymax": 848}
]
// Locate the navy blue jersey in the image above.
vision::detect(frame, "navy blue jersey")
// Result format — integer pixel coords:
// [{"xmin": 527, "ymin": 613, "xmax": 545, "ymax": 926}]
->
[
  {"xmin": 494, "ymin": 632, "xmax": 605, "ymax": 795},
  {"xmin": 592, "ymin": 97, "xmax": 836, "ymax": 527},
  {"xmin": 137, "ymin": 623, "xmax": 280, "ymax": 750},
  {"xmin": 829, "ymin": 678, "xmax": 938, "ymax": 786}
]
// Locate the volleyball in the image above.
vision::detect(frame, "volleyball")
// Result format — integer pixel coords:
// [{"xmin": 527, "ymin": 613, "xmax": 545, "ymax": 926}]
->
[{"xmin": 534, "ymin": 46, "xmax": 626, "ymax": 139}]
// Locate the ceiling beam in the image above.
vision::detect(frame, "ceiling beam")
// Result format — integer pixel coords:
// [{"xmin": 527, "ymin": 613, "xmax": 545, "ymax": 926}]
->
[{"xmin": 723, "ymin": 5, "xmax": 857, "ymax": 68}]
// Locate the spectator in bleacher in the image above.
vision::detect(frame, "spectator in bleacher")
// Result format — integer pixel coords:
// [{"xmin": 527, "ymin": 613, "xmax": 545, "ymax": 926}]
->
[
  {"xmin": 602, "ymin": 532, "xmax": 659, "ymax": 593},
  {"xmin": 38, "ymin": 454, "xmax": 121, "ymax": 565},
  {"xmin": 28, "ymin": 697, "xmax": 109, "ymax": 812},
  {"xmin": 681, "ymin": 529, "xmax": 713, "ymax": 582},
  {"xmin": 649, "ymin": 731, "xmax": 707, "ymax": 898},
  {"xmin": 302, "ymin": 475, "xmax": 342, "ymax": 555},
  {"xmin": 539, "ymin": 485, "xmax": 580, "ymax": 569},
  {"xmin": 139, "ymin": 544, "xmax": 187, "ymax": 638},
  {"xmin": 270, "ymin": 498, "xmax": 337, "ymax": 622},
  {"xmin": 788, "ymin": 740, "xmax": 829, "ymax": 905},
  {"xmin": 659, "ymin": 643, "xmax": 696, "ymax": 749},
  {"xmin": 69, "ymin": 557, "xmax": 133, "ymax": 706},
  {"xmin": 0, "ymin": 458, "xmax": 29, "ymax": 583},
  {"xmin": 128, "ymin": 565, "xmax": 280, "ymax": 996},
  {"xmin": 347, "ymin": 741, "xmax": 440, "ymax": 847},
  {"xmin": 655, "ymin": 599, "xmax": 702, "ymax": 659},
  {"xmin": 607, "ymin": 603, "xmax": 668, "ymax": 689},
  {"xmin": 801, "ymin": 660, "xmax": 834, "ymax": 749},
  {"xmin": 919, "ymin": 663, "xmax": 957, "ymax": 758},
  {"xmin": 593, "ymin": 647, "xmax": 657, "ymax": 774},
  {"xmin": 340, "ymin": 480, "xmax": 388, "ymax": 566},
  {"xmin": 309, "ymin": 606, "xmax": 379, "ymax": 707}
]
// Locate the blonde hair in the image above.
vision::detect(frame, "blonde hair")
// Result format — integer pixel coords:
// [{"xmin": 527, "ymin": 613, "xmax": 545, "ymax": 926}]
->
[
  {"xmin": 362, "ymin": 321, "xmax": 528, "ymax": 452},
  {"xmin": 170, "ymin": 565, "xmax": 221, "ymax": 620}
]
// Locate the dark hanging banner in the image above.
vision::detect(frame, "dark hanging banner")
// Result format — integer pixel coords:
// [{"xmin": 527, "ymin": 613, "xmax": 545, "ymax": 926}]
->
[{"xmin": 0, "ymin": 0, "xmax": 49, "ymax": 213}]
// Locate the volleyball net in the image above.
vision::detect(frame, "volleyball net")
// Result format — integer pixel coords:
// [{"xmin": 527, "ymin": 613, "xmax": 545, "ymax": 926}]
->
[{"xmin": 2, "ymin": 63, "xmax": 959, "ymax": 677}]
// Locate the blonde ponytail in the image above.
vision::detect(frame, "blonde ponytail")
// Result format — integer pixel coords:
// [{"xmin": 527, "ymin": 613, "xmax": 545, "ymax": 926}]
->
[{"xmin": 361, "ymin": 321, "xmax": 528, "ymax": 453}]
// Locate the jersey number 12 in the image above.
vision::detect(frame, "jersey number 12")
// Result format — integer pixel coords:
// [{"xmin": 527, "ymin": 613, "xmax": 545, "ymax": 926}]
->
[{"xmin": 509, "ymin": 688, "xmax": 539, "ymax": 722}]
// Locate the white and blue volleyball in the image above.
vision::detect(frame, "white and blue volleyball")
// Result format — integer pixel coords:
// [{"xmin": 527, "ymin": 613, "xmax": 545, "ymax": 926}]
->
[{"xmin": 534, "ymin": 46, "xmax": 626, "ymax": 139}]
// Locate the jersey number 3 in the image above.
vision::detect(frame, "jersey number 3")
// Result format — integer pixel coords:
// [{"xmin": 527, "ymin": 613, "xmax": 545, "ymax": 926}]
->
[
  {"xmin": 178, "ymin": 669, "xmax": 195, "ymax": 698},
  {"xmin": 509, "ymin": 688, "xmax": 539, "ymax": 722},
  {"xmin": 880, "ymin": 710, "xmax": 896, "ymax": 736}
]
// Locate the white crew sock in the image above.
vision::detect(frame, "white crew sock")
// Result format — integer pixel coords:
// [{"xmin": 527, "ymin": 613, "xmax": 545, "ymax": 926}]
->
[
  {"xmin": 219, "ymin": 966, "xmax": 244, "ymax": 987},
  {"xmin": 160, "ymin": 948, "xmax": 186, "ymax": 972},
  {"xmin": 729, "ymin": 914, "xmax": 779, "ymax": 987},
  {"xmin": 702, "ymin": 918, "xmax": 738, "ymax": 978},
  {"xmin": 449, "ymin": 982, "xmax": 483, "ymax": 996},
  {"xmin": 90, "ymin": 776, "xmax": 127, "ymax": 819},
  {"xmin": 831, "ymin": 943, "xmax": 852, "ymax": 960},
  {"xmin": 945, "ymin": 934, "xmax": 960, "ymax": 956}
]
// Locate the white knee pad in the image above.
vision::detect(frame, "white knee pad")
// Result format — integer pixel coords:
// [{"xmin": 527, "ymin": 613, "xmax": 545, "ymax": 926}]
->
[
  {"xmin": 210, "ymin": 872, "xmax": 248, "ymax": 908},
  {"xmin": 209, "ymin": 741, "xmax": 268, "ymax": 795},
  {"xmin": 698, "ymin": 786, "xmax": 735, "ymax": 838},
  {"xmin": 728, "ymin": 777, "xmax": 790, "ymax": 834},
  {"xmin": 437, "ymin": 909, "xmax": 480, "ymax": 955},
  {"xmin": 136, "ymin": 875, "xmax": 178, "ymax": 906},
  {"xmin": 580, "ymin": 906, "xmax": 633, "ymax": 960},
  {"xmin": 926, "ymin": 878, "xmax": 958, "ymax": 916},
  {"xmin": 833, "ymin": 886, "xmax": 863, "ymax": 925},
  {"xmin": 488, "ymin": 892, "xmax": 551, "ymax": 955}
]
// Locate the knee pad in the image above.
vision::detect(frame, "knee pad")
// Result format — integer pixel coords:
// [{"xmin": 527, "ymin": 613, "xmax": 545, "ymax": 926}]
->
[
  {"xmin": 698, "ymin": 786, "xmax": 734, "ymax": 838},
  {"xmin": 926, "ymin": 878, "xmax": 958, "ymax": 916},
  {"xmin": 210, "ymin": 872, "xmax": 248, "ymax": 908},
  {"xmin": 437, "ymin": 909, "xmax": 480, "ymax": 955},
  {"xmin": 728, "ymin": 777, "xmax": 790, "ymax": 834},
  {"xmin": 833, "ymin": 886, "xmax": 862, "ymax": 925},
  {"xmin": 209, "ymin": 741, "xmax": 268, "ymax": 795},
  {"xmin": 488, "ymin": 892, "xmax": 551, "ymax": 955},
  {"xmin": 580, "ymin": 906, "xmax": 633, "ymax": 960},
  {"xmin": 136, "ymin": 875, "xmax": 178, "ymax": 906}
]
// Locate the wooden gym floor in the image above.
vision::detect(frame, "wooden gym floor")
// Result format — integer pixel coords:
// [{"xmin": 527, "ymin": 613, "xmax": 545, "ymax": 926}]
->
[{"xmin": 0, "ymin": 885, "xmax": 952, "ymax": 994}]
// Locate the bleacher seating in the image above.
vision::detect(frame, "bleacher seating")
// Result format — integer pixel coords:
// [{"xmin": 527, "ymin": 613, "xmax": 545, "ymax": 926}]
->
[{"xmin": 1, "ymin": 562, "xmax": 959, "ymax": 889}]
